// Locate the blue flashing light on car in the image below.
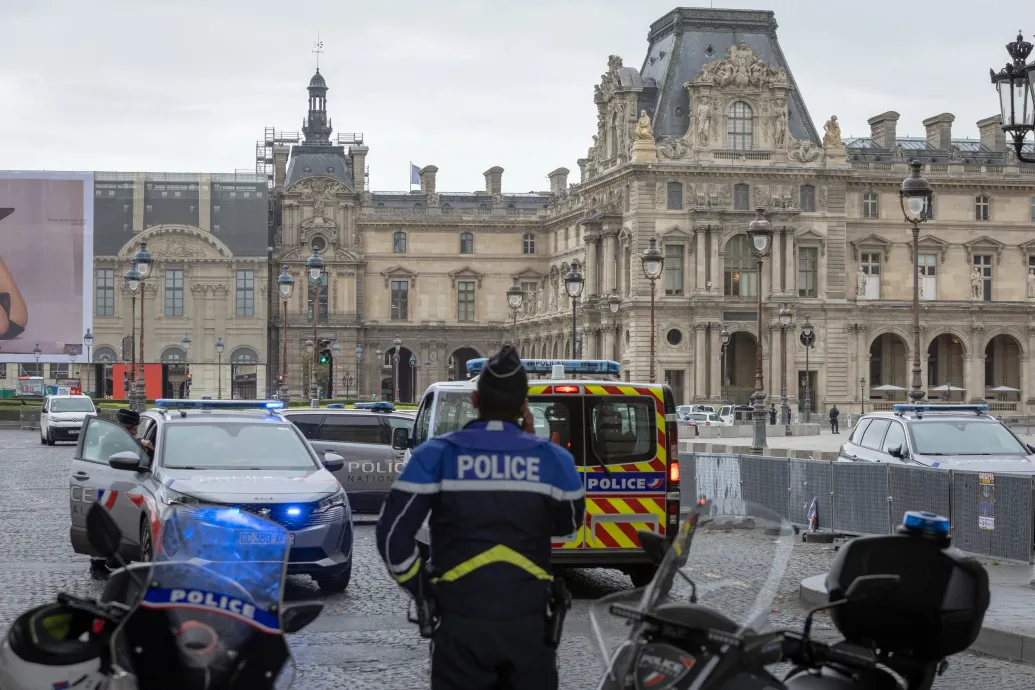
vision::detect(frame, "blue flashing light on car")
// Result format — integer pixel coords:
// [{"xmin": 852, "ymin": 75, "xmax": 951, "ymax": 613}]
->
[
  {"xmin": 465, "ymin": 358, "xmax": 621, "ymax": 375},
  {"xmin": 285, "ymin": 506, "xmax": 302, "ymax": 517},
  {"xmin": 891, "ymin": 404, "xmax": 988, "ymax": 413},
  {"xmin": 154, "ymin": 399, "xmax": 285, "ymax": 411},
  {"xmin": 903, "ymin": 510, "xmax": 950, "ymax": 535},
  {"xmin": 354, "ymin": 402, "xmax": 395, "ymax": 412}
]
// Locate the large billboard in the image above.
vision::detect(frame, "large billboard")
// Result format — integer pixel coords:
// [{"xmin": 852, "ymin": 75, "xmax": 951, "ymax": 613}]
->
[{"xmin": 0, "ymin": 172, "xmax": 93, "ymax": 361}]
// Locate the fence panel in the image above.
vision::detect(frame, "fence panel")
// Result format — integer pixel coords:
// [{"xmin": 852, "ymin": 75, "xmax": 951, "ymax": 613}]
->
[
  {"xmin": 951, "ymin": 470, "xmax": 1034, "ymax": 563},
  {"xmin": 18, "ymin": 409, "xmax": 40, "ymax": 430},
  {"xmin": 689, "ymin": 454, "xmax": 742, "ymax": 501},
  {"xmin": 832, "ymin": 462, "xmax": 891, "ymax": 535},
  {"xmin": 888, "ymin": 465, "xmax": 951, "ymax": 529},
  {"xmin": 740, "ymin": 455, "xmax": 790, "ymax": 519},
  {"xmin": 677, "ymin": 453, "xmax": 697, "ymax": 509},
  {"xmin": 788, "ymin": 459, "xmax": 834, "ymax": 531}
]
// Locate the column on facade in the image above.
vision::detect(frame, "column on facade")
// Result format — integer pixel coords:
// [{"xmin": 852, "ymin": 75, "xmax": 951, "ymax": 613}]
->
[
  {"xmin": 694, "ymin": 325, "xmax": 707, "ymax": 399},
  {"xmin": 603, "ymin": 231, "xmax": 618, "ymax": 293},
  {"xmin": 709, "ymin": 232, "xmax": 721, "ymax": 293},
  {"xmin": 784, "ymin": 233, "xmax": 795, "ymax": 299},
  {"xmin": 694, "ymin": 228, "xmax": 708, "ymax": 292},
  {"xmin": 963, "ymin": 356, "xmax": 977, "ymax": 402},
  {"xmin": 708, "ymin": 326, "xmax": 721, "ymax": 400},
  {"xmin": 1021, "ymin": 356, "xmax": 1030, "ymax": 409},
  {"xmin": 584, "ymin": 233, "xmax": 599, "ymax": 296},
  {"xmin": 604, "ymin": 327, "xmax": 616, "ymax": 362}
]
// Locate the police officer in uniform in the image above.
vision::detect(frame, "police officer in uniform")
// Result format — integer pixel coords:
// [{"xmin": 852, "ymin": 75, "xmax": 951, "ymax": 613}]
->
[{"xmin": 376, "ymin": 345, "xmax": 585, "ymax": 690}]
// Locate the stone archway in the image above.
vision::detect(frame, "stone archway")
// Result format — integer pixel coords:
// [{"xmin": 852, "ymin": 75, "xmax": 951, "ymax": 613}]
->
[
  {"xmin": 230, "ymin": 347, "xmax": 259, "ymax": 400},
  {"xmin": 869, "ymin": 332, "xmax": 909, "ymax": 402},
  {"xmin": 93, "ymin": 346, "xmax": 118, "ymax": 398},
  {"xmin": 927, "ymin": 334, "xmax": 966, "ymax": 401},
  {"xmin": 160, "ymin": 346, "xmax": 188, "ymax": 399},
  {"xmin": 984, "ymin": 334, "xmax": 1023, "ymax": 405},
  {"xmin": 384, "ymin": 345, "xmax": 417, "ymax": 402},
  {"xmin": 724, "ymin": 331, "xmax": 757, "ymax": 405},
  {"xmin": 448, "ymin": 347, "xmax": 481, "ymax": 382}
]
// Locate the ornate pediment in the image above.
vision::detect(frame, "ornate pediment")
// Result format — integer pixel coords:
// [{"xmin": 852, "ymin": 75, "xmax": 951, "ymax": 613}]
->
[
  {"xmin": 288, "ymin": 175, "xmax": 347, "ymax": 202},
  {"xmin": 380, "ymin": 266, "xmax": 417, "ymax": 288},
  {"xmin": 118, "ymin": 225, "xmax": 231, "ymax": 261},
  {"xmin": 335, "ymin": 248, "xmax": 360, "ymax": 262},
  {"xmin": 964, "ymin": 235, "xmax": 1005, "ymax": 264},
  {"xmin": 511, "ymin": 267, "xmax": 544, "ymax": 282},
  {"xmin": 1019, "ymin": 238, "xmax": 1035, "ymax": 264},
  {"xmin": 448, "ymin": 266, "xmax": 485, "ymax": 288},
  {"xmin": 691, "ymin": 43, "xmax": 789, "ymax": 90},
  {"xmin": 796, "ymin": 229, "xmax": 826, "ymax": 256},
  {"xmin": 917, "ymin": 234, "xmax": 949, "ymax": 262},
  {"xmin": 849, "ymin": 233, "xmax": 893, "ymax": 260}
]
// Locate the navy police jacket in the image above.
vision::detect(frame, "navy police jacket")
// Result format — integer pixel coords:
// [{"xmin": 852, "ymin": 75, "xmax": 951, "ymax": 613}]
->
[{"xmin": 375, "ymin": 419, "xmax": 585, "ymax": 619}]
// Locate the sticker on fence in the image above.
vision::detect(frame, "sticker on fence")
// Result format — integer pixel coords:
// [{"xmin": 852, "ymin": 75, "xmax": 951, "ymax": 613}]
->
[
  {"xmin": 805, "ymin": 497, "xmax": 818, "ymax": 532},
  {"xmin": 978, "ymin": 472, "xmax": 995, "ymax": 531},
  {"xmin": 694, "ymin": 454, "xmax": 742, "ymax": 501}
]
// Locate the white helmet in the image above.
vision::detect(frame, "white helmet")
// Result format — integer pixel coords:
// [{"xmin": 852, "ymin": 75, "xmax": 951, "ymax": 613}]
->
[{"xmin": 0, "ymin": 601, "xmax": 110, "ymax": 690}]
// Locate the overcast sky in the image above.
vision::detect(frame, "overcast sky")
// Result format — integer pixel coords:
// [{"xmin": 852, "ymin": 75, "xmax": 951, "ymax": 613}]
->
[{"xmin": 1, "ymin": 0, "xmax": 1028, "ymax": 192}]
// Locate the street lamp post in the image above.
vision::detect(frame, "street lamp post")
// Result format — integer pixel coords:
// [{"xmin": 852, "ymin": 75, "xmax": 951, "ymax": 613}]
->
[
  {"xmin": 409, "ymin": 354, "xmax": 417, "ymax": 402},
  {"xmin": 779, "ymin": 304, "xmax": 792, "ymax": 435},
  {"xmin": 306, "ymin": 249, "xmax": 325, "ymax": 404},
  {"xmin": 132, "ymin": 242, "xmax": 152, "ymax": 411},
  {"xmin": 608, "ymin": 290, "xmax": 620, "ymax": 362},
  {"xmin": 393, "ymin": 336, "xmax": 402, "ymax": 402},
  {"xmin": 342, "ymin": 372, "xmax": 353, "ymax": 399},
  {"xmin": 69, "ymin": 347, "xmax": 77, "ymax": 390},
  {"xmin": 859, "ymin": 377, "xmax": 866, "ymax": 415},
  {"xmin": 900, "ymin": 160, "xmax": 933, "ymax": 404},
  {"xmin": 506, "ymin": 281, "xmax": 524, "ymax": 349},
  {"xmin": 215, "ymin": 337, "xmax": 224, "ymax": 400},
  {"xmin": 990, "ymin": 32, "xmax": 1035, "ymax": 163},
  {"xmin": 277, "ymin": 265, "xmax": 295, "ymax": 402},
  {"xmin": 355, "ymin": 345, "xmax": 364, "ymax": 398},
  {"xmin": 123, "ymin": 263, "xmax": 142, "ymax": 407},
  {"xmin": 641, "ymin": 237, "xmax": 664, "ymax": 383},
  {"xmin": 746, "ymin": 208, "xmax": 774, "ymax": 454},
  {"xmin": 563, "ymin": 261, "xmax": 585, "ymax": 359},
  {"xmin": 720, "ymin": 325, "xmax": 731, "ymax": 405},
  {"xmin": 83, "ymin": 329, "xmax": 93, "ymax": 396},
  {"xmin": 181, "ymin": 333, "xmax": 192, "ymax": 399},
  {"xmin": 330, "ymin": 341, "xmax": 341, "ymax": 398},
  {"xmin": 801, "ymin": 315, "xmax": 814, "ymax": 423}
]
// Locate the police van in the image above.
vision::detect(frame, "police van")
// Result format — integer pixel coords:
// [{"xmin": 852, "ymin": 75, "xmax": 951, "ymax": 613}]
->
[{"xmin": 400, "ymin": 359, "xmax": 680, "ymax": 587}]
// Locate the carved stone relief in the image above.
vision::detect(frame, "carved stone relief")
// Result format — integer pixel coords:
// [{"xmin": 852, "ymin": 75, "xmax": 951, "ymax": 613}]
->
[
  {"xmin": 788, "ymin": 139, "xmax": 822, "ymax": 163},
  {"xmin": 817, "ymin": 186, "xmax": 828, "ymax": 209},
  {"xmin": 693, "ymin": 43, "xmax": 789, "ymax": 89},
  {"xmin": 147, "ymin": 237, "xmax": 205, "ymax": 259},
  {"xmin": 657, "ymin": 137, "xmax": 691, "ymax": 159}
]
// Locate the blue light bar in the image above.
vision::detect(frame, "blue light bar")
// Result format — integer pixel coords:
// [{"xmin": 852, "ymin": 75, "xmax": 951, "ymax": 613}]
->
[
  {"xmin": 892, "ymin": 404, "xmax": 988, "ymax": 412},
  {"xmin": 466, "ymin": 359, "xmax": 621, "ymax": 376},
  {"xmin": 154, "ymin": 399, "xmax": 285, "ymax": 411},
  {"xmin": 354, "ymin": 401, "xmax": 395, "ymax": 411},
  {"xmin": 903, "ymin": 510, "xmax": 950, "ymax": 535}
]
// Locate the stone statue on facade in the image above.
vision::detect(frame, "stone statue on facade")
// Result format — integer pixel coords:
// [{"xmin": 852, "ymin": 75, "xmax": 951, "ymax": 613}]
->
[
  {"xmin": 635, "ymin": 111, "xmax": 653, "ymax": 140},
  {"xmin": 823, "ymin": 116, "xmax": 843, "ymax": 148},
  {"xmin": 696, "ymin": 97, "xmax": 711, "ymax": 147},
  {"xmin": 537, "ymin": 290, "xmax": 544, "ymax": 313},
  {"xmin": 856, "ymin": 265, "xmax": 866, "ymax": 297},
  {"xmin": 918, "ymin": 267, "xmax": 925, "ymax": 299},
  {"xmin": 971, "ymin": 267, "xmax": 983, "ymax": 299},
  {"xmin": 1028, "ymin": 268, "xmax": 1035, "ymax": 299},
  {"xmin": 774, "ymin": 108, "xmax": 787, "ymax": 149}
]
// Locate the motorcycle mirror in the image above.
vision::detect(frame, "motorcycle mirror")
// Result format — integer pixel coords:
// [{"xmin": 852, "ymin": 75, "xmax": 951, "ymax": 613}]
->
[
  {"xmin": 638, "ymin": 530, "xmax": 669, "ymax": 565},
  {"xmin": 281, "ymin": 601, "xmax": 324, "ymax": 634},
  {"xmin": 86, "ymin": 502, "xmax": 122, "ymax": 558},
  {"xmin": 844, "ymin": 574, "xmax": 901, "ymax": 603}
]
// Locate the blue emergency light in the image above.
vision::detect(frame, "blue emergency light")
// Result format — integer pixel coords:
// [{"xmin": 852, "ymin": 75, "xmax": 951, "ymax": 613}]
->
[
  {"xmin": 902, "ymin": 511, "xmax": 950, "ymax": 535},
  {"xmin": 465, "ymin": 359, "xmax": 621, "ymax": 376},
  {"xmin": 354, "ymin": 401, "xmax": 395, "ymax": 412},
  {"xmin": 154, "ymin": 399, "xmax": 285, "ymax": 411},
  {"xmin": 891, "ymin": 404, "xmax": 988, "ymax": 413}
]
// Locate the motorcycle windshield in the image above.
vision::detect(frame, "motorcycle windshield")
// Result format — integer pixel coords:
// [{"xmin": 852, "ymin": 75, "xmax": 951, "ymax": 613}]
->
[
  {"xmin": 589, "ymin": 499, "xmax": 794, "ymax": 690},
  {"xmin": 113, "ymin": 505, "xmax": 292, "ymax": 689}
]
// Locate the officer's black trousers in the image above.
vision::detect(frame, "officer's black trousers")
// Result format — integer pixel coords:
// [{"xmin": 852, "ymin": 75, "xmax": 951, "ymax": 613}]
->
[{"xmin": 431, "ymin": 612, "xmax": 557, "ymax": 690}]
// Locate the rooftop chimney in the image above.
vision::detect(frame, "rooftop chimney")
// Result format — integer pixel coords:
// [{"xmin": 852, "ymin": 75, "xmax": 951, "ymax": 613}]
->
[
  {"xmin": 348, "ymin": 146, "xmax": 368, "ymax": 193},
  {"xmin": 922, "ymin": 113, "xmax": 955, "ymax": 150},
  {"xmin": 548, "ymin": 167, "xmax": 570, "ymax": 196},
  {"xmin": 976, "ymin": 115, "xmax": 1006, "ymax": 152},
  {"xmin": 867, "ymin": 111, "xmax": 900, "ymax": 149},
  {"xmin": 419, "ymin": 165, "xmax": 438, "ymax": 196},
  {"xmin": 484, "ymin": 166, "xmax": 504, "ymax": 196}
]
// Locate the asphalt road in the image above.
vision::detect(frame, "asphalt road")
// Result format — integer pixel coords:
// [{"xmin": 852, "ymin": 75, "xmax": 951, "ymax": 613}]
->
[{"xmin": 1, "ymin": 428, "xmax": 1032, "ymax": 689}]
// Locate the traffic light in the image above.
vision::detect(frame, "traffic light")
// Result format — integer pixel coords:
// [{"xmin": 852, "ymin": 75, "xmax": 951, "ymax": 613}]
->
[
  {"xmin": 277, "ymin": 374, "xmax": 284, "ymax": 385},
  {"xmin": 319, "ymin": 351, "xmax": 329, "ymax": 364}
]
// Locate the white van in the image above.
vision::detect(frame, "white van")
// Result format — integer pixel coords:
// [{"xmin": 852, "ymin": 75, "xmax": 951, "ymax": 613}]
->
[{"xmin": 40, "ymin": 394, "xmax": 97, "ymax": 445}]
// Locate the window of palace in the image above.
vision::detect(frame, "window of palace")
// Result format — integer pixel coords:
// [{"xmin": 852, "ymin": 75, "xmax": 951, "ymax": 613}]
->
[
  {"xmin": 975, "ymin": 195, "xmax": 990, "ymax": 221},
  {"xmin": 667, "ymin": 182, "xmax": 683, "ymax": 210},
  {"xmin": 664, "ymin": 244, "xmax": 684, "ymax": 296},
  {"xmin": 733, "ymin": 184, "xmax": 750, "ymax": 211},
  {"xmin": 797, "ymin": 246, "xmax": 818, "ymax": 298},
  {"xmin": 862, "ymin": 192, "xmax": 879, "ymax": 219},
  {"xmin": 723, "ymin": 235, "xmax": 757, "ymax": 297},
  {"xmin": 727, "ymin": 101, "xmax": 753, "ymax": 150}
]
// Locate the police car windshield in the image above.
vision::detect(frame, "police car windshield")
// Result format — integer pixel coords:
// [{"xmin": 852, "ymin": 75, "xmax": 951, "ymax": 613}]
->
[
  {"xmin": 50, "ymin": 398, "xmax": 95, "ymax": 412},
  {"xmin": 909, "ymin": 419, "xmax": 1028, "ymax": 456},
  {"xmin": 162, "ymin": 422, "xmax": 317, "ymax": 470},
  {"xmin": 433, "ymin": 392, "xmax": 478, "ymax": 435}
]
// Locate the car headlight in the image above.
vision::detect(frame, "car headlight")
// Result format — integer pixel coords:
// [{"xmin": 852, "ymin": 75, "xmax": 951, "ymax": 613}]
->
[
  {"xmin": 157, "ymin": 484, "xmax": 201, "ymax": 507},
  {"xmin": 315, "ymin": 489, "xmax": 347, "ymax": 513}
]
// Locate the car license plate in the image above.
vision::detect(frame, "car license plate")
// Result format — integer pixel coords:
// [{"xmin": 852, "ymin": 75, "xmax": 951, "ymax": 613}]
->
[
  {"xmin": 237, "ymin": 531, "xmax": 294, "ymax": 545},
  {"xmin": 69, "ymin": 430, "xmax": 79, "ymax": 437}
]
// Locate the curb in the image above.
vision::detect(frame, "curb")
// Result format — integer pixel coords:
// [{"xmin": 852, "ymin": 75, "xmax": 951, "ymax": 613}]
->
[{"xmin": 800, "ymin": 574, "xmax": 1035, "ymax": 665}]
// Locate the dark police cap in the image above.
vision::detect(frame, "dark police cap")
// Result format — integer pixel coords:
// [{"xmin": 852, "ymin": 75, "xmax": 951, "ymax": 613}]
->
[
  {"xmin": 116, "ymin": 408, "xmax": 140, "ymax": 426},
  {"xmin": 476, "ymin": 345, "xmax": 527, "ymax": 408}
]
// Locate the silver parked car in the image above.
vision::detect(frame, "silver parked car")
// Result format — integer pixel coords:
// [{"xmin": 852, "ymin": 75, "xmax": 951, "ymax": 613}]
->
[
  {"xmin": 281, "ymin": 402, "xmax": 413, "ymax": 513},
  {"xmin": 67, "ymin": 399, "xmax": 355, "ymax": 592}
]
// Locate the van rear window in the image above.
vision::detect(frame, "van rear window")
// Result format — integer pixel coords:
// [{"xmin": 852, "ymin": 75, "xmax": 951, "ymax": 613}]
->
[{"xmin": 589, "ymin": 397, "xmax": 656, "ymax": 465}]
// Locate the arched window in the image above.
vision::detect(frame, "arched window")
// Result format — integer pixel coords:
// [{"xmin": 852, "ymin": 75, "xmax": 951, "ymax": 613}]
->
[
  {"xmin": 522, "ymin": 232, "xmax": 535, "ymax": 255},
  {"xmin": 733, "ymin": 183, "xmax": 750, "ymax": 210},
  {"xmin": 459, "ymin": 232, "xmax": 474, "ymax": 254},
  {"xmin": 727, "ymin": 101, "xmax": 753, "ymax": 150},
  {"xmin": 667, "ymin": 182, "xmax": 683, "ymax": 210},
  {"xmin": 393, "ymin": 231, "xmax": 406, "ymax": 253},
  {"xmin": 93, "ymin": 346, "xmax": 118, "ymax": 364},
  {"xmin": 723, "ymin": 235, "xmax": 758, "ymax": 297},
  {"xmin": 231, "ymin": 347, "xmax": 259, "ymax": 364},
  {"xmin": 230, "ymin": 347, "xmax": 259, "ymax": 399},
  {"xmin": 160, "ymin": 347, "xmax": 186, "ymax": 363}
]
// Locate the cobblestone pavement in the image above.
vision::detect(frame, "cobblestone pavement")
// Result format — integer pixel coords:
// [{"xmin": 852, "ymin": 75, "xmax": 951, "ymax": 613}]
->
[{"xmin": 1, "ymin": 429, "xmax": 1032, "ymax": 689}]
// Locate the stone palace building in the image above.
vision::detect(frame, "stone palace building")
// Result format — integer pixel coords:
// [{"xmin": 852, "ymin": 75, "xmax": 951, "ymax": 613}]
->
[{"xmin": 270, "ymin": 7, "xmax": 1035, "ymax": 413}]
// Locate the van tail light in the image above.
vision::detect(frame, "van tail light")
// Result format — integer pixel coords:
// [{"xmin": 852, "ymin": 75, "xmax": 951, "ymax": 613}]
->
[
  {"xmin": 554, "ymin": 385, "xmax": 579, "ymax": 394},
  {"xmin": 665, "ymin": 421, "xmax": 680, "ymax": 532},
  {"xmin": 669, "ymin": 460, "xmax": 680, "ymax": 484}
]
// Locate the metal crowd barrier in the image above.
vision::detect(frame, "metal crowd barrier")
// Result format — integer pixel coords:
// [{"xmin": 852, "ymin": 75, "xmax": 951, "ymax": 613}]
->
[
  {"xmin": 679, "ymin": 452, "xmax": 1035, "ymax": 564},
  {"xmin": 18, "ymin": 409, "xmax": 40, "ymax": 431}
]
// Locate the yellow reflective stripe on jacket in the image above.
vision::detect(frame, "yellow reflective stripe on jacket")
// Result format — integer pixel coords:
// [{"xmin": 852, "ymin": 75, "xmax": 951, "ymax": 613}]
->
[
  {"xmin": 393, "ymin": 556, "xmax": 422, "ymax": 585},
  {"xmin": 431, "ymin": 544, "xmax": 553, "ymax": 583}
]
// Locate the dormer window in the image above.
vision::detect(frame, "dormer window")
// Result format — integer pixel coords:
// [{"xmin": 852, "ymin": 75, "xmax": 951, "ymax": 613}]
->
[{"xmin": 727, "ymin": 101, "xmax": 753, "ymax": 150}]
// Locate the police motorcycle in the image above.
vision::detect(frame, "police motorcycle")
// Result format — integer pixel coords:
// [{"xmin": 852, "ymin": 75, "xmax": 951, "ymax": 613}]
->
[
  {"xmin": 0, "ymin": 502, "xmax": 323, "ymax": 690},
  {"xmin": 589, "ymin": 499, "xmax": 990, "ymax": 690}
]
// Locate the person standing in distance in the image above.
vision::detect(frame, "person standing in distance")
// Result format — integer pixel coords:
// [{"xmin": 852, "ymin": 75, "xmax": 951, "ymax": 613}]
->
[{"xmin": 376, "ymin": 345, "xmax": 585, "ymax": 690}]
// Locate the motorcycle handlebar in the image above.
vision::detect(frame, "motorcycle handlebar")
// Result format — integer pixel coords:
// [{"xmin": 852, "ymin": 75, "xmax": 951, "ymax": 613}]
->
[
  {"xmin": 57, "ymin": 592, "xmax": 127, "ymax": 623},
  {"xmin": 774, "ymin": 631, "xmax": 877, "ymax": 671}
]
